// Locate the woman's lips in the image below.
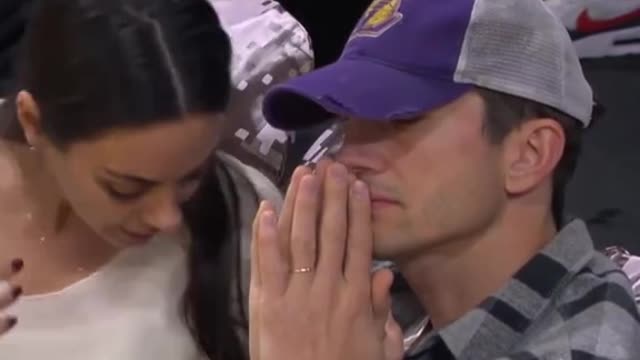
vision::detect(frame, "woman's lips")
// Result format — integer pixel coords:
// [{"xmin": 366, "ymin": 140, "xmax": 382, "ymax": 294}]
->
[{"xmin": 121, "ymin": 228, "xmax": 155, "ymax": 243}]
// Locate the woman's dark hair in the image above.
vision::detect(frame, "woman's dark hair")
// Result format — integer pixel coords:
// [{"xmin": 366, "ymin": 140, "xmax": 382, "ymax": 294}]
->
[
  {"xmin": 0, "ymin": 0, "xmax": 34, "ymax": 96},
  {"xmin": 0, "ymin": 0, "xmax": 246, "ymax": 358}
]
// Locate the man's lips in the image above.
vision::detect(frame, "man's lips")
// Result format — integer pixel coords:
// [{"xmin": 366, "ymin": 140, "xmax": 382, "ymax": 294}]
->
[{"xmin": 369, "ymin": 192, "xmax": 401, "ymax": 205}]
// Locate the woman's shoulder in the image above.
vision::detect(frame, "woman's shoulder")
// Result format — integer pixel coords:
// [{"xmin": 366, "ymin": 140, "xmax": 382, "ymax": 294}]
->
[{"xmin": 216, "ymin": 151, "xmax": 283, "ymax": 209}]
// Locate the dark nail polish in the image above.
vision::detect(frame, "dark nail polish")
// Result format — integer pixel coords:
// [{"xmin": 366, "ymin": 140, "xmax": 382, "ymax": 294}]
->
[
  {"xmin": 11, "ymin": 259, "xmax": 24, "ymax": 273},
  {"xmin": 6, "ymin": 317, "xmax": 17, "ymax": 329},
  {"xmin": 12, "ymin": 286, "xmax": 22, "ymax": 299}
]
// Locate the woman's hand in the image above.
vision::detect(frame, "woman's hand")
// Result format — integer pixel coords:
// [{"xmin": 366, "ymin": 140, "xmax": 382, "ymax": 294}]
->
[
  {"xmin": 249, "ymin": 161, "xmax": 403, "ymax": 360},
  {"xmin": 0, "ymin": 258, "xmax": 23, "ymax": 336}
]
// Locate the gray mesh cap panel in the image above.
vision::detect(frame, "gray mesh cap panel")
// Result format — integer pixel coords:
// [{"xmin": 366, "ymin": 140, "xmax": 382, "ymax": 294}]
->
[{"xmin": 453, "ymin": 0, "xmax": 593, "ymax": 126}]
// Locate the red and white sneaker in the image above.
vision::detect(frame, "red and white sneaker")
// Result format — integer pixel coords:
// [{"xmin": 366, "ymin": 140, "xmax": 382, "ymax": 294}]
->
[{"xmin": 546, "ymin": 0, "xmax": 640, "ymax": 58}]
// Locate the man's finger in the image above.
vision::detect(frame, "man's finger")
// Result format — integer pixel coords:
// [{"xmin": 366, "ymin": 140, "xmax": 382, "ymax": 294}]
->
[
  {"xmin": 313, "ymin": 157, "xmax": 332, "ymax": 178},
  {"xmin": 316, "ymin": 163, "xmax": 350, "ymax": 283},
  {"xmin": 371, "ymin": 268, "xmax": 394, "ymax": 325},
  {"xmin": 371, "ymin": 269, "xmax": 396, "ymax": 344},
  {"xmin": 249, "ymin": 201, "xmax": 263, "ymax": 360},
  {"xmin": 257, "ymin": 207, "xmax": 289, "ymax": 296},
  {"xmin": 251, "ymin": 201, "xmax": 267, "ymax": 288},
  {"xmin": 383, "ymin": 311, "xmax": 405, "ymax": 360},
  {"xmin": 289, "ymin": 174, "xmax": 320, "ymax": 288},
  {"xmin": 313, "ymin": 157, "xmax": 331, "ymax": 216},
  {"xmin": 278, "ymin": 166, "xmax": 312, "ymax": 263},
  {"xmin": 344, "ymin": 180, "xmax": 373, "ymax": 285}
]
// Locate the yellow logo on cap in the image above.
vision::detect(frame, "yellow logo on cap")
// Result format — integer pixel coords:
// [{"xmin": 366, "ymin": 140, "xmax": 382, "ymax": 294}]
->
[{"xmin": 351, "ymin": 0, "xmax": 403, "ymax": 39}]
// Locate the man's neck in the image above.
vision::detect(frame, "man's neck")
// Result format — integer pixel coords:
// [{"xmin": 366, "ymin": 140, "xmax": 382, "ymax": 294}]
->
[{"xmin": 397, "ymin": 209, "xmax": 557, "ymax": 329}]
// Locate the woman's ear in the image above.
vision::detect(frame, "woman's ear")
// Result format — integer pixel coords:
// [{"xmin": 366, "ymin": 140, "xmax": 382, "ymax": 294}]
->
[{"xmin": 16, "ymin": 90, "xmax": 43, "ymax": 148}]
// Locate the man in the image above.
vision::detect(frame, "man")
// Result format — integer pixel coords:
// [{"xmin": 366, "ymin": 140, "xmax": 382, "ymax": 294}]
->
[{"xmin": 248, "ymin": 0, "xmax": 640, "ymax": 359}]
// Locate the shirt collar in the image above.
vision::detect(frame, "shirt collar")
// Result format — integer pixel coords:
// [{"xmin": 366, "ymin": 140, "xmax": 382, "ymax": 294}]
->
[{"xmin": 403, "ymin": 219, "xmax": 595, "ymax": 359}]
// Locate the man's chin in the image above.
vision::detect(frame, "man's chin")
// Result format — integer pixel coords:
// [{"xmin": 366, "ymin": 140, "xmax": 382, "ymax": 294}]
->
[
  {"xmin": 372, "ymin": 235, "xmax": 404, "ymax": 262},
  {"xmin": 372, "ymin": 226, "xmax": 426, "ymax": 263}
]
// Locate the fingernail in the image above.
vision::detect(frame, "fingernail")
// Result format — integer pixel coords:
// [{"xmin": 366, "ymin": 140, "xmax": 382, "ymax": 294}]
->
[
  {"xmin": 6, "ymin": 316, "xmax": 17, "ymax": 329},
  {"xmin": 330, "ymin": 164, "xmax": 348, "ymax": 181},
  {"xmin": 12, "ymin": 286, "xmax": 22, "ymax": 299},
  {"xmin": 11, "ymin": 259, "xmax": 24, "ymax": 273},
  {"xmin": 292, "ymin": 166, "xmax": 304, "ymax": 180},
  {"xmin": 296, "ymin": 165, "xmax": 311, "ymax": 176},
  {"xmin": 262, "ymin": 210, "xmax": 276, "ymax": 228},
  {"xmin": 353, "ymin": 181, "xmax": 369, "ymax": 199},
  {"xmin": 301, "ymin": 174, "xmax": 317, "ymax": 194}
]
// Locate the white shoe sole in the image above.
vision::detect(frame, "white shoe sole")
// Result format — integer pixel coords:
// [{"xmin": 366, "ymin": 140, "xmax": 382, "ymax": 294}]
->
[{"xmin": 573, "ymin": 26, "xmax": 640, "ymax": 58}]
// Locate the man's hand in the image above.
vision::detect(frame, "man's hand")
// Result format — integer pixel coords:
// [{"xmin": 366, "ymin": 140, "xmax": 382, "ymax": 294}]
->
[{"xmin": 249, "ymin": 161, "xmax": 402, "ymax": 360}]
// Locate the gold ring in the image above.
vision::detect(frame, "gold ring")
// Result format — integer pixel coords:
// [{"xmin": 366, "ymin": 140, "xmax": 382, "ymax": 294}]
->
[{"xmin": 292, "ymin": 267, "xmax": 313, "ymax": 274}]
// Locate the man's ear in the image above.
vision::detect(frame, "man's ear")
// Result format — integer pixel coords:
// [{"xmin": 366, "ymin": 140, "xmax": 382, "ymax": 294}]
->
[
  {"xmin": 502, "ymin": 118, "xmax": 565, "ymax": 196},
  {"xmin": 16, "ymin": 90, "xmax": 44, "ymax": 148}
]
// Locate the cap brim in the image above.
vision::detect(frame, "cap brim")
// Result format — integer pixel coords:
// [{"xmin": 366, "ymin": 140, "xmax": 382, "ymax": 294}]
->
[{"xmin": 263, "ymin": 59, "xmax": 471, "ymax": 130}]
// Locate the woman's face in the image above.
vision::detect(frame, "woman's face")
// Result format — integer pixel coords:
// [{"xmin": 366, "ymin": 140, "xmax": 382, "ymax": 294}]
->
[{"xmin": 40, "ymin": 114, "xmax": 223, "ymax": 247}]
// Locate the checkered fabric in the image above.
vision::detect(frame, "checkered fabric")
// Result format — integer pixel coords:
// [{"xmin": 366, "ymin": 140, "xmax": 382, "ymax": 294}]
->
[{"xmin": 393, "ymin": 220, "xmax": 640, "ymax": 360}]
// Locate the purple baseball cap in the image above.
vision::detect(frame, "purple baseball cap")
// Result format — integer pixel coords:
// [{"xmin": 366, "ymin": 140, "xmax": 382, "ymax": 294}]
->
[{"xmin": 263, "ymin": 0, "xmax": 594, "ymax": 129}]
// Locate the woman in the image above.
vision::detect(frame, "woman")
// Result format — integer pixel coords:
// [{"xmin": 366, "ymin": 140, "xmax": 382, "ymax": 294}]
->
[{"xmin": 0, "ymin": 0, "xmax": 281, "ymax": 358}]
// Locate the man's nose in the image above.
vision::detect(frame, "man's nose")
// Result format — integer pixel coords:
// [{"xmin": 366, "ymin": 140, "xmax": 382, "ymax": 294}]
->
[{"xmin": 334, "ymin": 122, "xmax": 385, "ymax": 176}]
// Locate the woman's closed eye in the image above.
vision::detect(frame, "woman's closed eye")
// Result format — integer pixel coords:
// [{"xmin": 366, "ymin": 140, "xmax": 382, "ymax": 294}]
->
[
  {"xmin": 104, "ymin": 182, "xmax": 148, "ymax": 201},
  {"xmin": 103, "ymin": 180, "xmax": 200, "ymax": 203},
  {"xmin": 99, "ymin": 164, "xmax": 207, "ymax": 203}
]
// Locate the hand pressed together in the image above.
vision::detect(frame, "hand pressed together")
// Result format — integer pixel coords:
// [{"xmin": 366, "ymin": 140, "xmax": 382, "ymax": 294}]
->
[{"xmin": 249, "ymin": 160, "xmax": 403, "ymax": 360}]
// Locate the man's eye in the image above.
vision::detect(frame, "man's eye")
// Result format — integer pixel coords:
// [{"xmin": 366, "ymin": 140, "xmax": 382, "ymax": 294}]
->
[{"xmin": 390, "ymin": 118, "xmax": 419, "ymax": 130}]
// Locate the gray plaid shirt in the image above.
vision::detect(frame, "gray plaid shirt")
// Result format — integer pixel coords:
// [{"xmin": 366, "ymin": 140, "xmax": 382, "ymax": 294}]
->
[{"xmin": 393, "ymin": 220, "xmax": 640, "ymax": 360}]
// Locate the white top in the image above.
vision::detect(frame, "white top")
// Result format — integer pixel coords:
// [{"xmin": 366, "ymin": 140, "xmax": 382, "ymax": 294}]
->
[{"xmin": 0, "ymin": 153, "xmax": 283, "ymax": 360}]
